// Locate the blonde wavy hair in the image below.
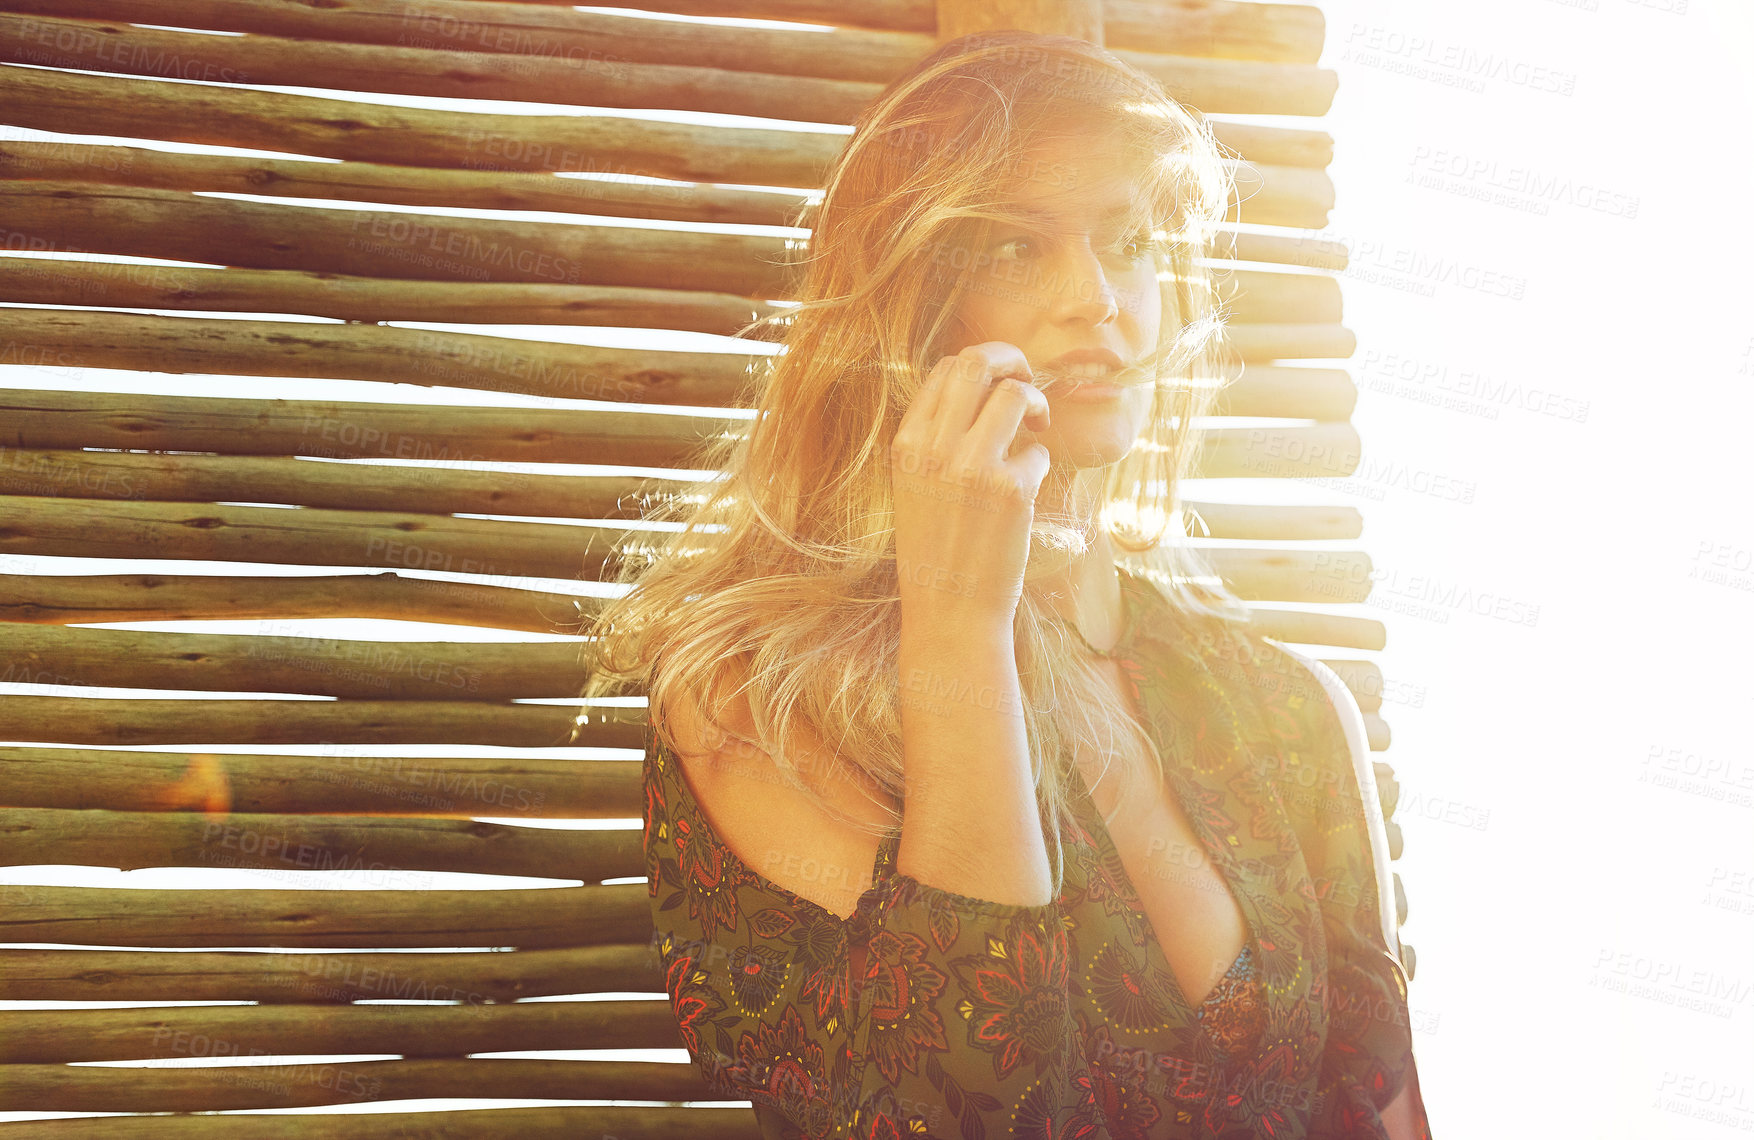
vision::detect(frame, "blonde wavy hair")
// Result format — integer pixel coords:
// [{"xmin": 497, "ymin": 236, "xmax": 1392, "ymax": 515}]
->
[{"xmin": 576, "ymin": 30, "xmax": 1254, "ymax": 896}]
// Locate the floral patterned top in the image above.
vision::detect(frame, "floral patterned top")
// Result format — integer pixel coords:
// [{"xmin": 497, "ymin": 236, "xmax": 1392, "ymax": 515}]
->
[{"xmin": 642, "ymin": 563, "xmax": 1432, "ymax": 1140}]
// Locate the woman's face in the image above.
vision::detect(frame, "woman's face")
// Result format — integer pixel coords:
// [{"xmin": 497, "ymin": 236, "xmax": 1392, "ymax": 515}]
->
[{"xmin": 940, "ymin": 140, "xmax": 1163, "ymax": 470}]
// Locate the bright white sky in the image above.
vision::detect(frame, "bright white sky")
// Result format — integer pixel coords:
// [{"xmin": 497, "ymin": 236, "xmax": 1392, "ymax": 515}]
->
[{"xmin": 2, "ymin": 2, "xmax": 1752, "ymax": 1135}]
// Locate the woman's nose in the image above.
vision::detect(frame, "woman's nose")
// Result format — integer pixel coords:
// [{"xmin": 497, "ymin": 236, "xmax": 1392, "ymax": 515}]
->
[{"xmin": 1048, "ymin": 242, "xmax": 1121, "ymax": 325}]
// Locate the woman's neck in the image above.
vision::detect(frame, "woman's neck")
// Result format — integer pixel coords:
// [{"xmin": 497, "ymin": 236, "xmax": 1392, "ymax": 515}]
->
[{"xmin": 1024, "ymin": 466, "xmax": 1122, "ymax": 648}]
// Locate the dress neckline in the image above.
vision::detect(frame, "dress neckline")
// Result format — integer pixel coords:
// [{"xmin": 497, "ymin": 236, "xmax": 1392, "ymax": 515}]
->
[
  {"xmin": 1062, "ymin": 568, "xmax": 1263, "ymax": 1030},
  {"xmin": 1046, "ymin": 561, "xmax": 1142, "ymax": 659}
]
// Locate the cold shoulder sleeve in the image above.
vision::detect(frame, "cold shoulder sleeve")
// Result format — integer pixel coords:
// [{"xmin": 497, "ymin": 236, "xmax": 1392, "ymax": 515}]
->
[
  {"xmin": 838, "ymin": 870, "xmax": 1082, "ymax": 1138},
  {"xmin": 641, "ymin": 724, "xmax": 1094, "ymax": 1140},
  {"xmin": 1265, "ymin": 643, "xmax": 1433, "ymax": 1140}
]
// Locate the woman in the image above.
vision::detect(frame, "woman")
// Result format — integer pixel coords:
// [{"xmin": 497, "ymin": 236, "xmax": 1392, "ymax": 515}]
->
[{"xmin": 579, "ymin": 31, "xmax": 1431, "ymax": 1140}]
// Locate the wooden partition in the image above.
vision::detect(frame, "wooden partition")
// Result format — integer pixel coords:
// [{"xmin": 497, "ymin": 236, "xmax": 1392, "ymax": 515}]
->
[{"xmin": 0, "ymin": 0, "xmax": 1413, "ymax": 1133}]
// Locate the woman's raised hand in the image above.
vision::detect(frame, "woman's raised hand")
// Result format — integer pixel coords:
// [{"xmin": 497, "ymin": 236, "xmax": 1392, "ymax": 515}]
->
[{"xmin": 890, "ymin": 342, "xmax": 1053, "ymax": 625}]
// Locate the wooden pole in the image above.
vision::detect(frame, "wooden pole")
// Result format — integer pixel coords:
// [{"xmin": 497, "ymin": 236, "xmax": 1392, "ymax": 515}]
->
[
  {"xmin": 0, "ymin": 943, "xmax": 663, "ymax": 1003},
  {"xmin": 0, "ymin": 65, "xmax": 1334, "ymax": 172},
  {"xmin": 0, "ymin": 179, "xmax": 1333, "ymax": 292},
  {"xmin": 0, "ymin": 694, "xmax": 629, "ymax": 747},
  {"xmin": 0, "ymin": 883, "xmax": 656, "ymax": 954},
  {"xmin": 0, "ymin": 1105, "xmax": 767, "ymax": 1140},
  {"xmin": 0, "ymin": 573, "xmax": 605, "ymax": 636},
  {"xmin": 0, "ymin": 1058, "xmax": 729, "ymax": 1113},
  {"xmin": 0, "ymin": 994, "xmax": 681, "ymax": 1060},
  {"xmin": 569, "ymin": 1, "xmax": 1327, "ymax": 65},
  {"xmin": 936, "ymin": 0, "xmax": 1103, "ymax": 44},
  {"xmin": 0, "ymin": 12, "xmax": 1336, "ymax": 118},
  {"xmin": 0, "ymin": 574, "xmax": 1391, "ymax": 648},
  {"xmin": 0, "ymin": 622, "xmax": 1382, "ymax": 706},
  {"xmin": 0, "ymin": 139, "xmax": 820, "ymax": 228},
  {"xmin": 0, "ymin": 447, "xmax": 1364, "ymax": 534},
  {"xmin": 0, "ymin": 141, "xmax": 1352, "ymax": 257},
  {"xmin": 0, "ymin": 807, "xmax": 644, "ymax": 881},
  {"xmin": 0, "ymin": 493, "xmax": 1374, "ymax": 599},
  {"xmin": 0, "ymin": 0, "xmax": 1328, "ymax": 66},
  {"xmin": 0, "ymin": 228, "xmax": 1345, "ymax": 329},
  {"xmin": 2, "ymin": 0, "xmax": 933, "ymax": 85},
  {"xmin": 0, "ymin": 626, "xmax": 594, "ymax": 699},
  {"xmin": 0, "ymin": 747, "xmax": 646, "ymax": 818}
]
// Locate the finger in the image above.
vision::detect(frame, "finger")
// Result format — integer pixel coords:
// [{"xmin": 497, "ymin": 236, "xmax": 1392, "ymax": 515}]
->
[
  {"xmin": 902, "ymin": 353, "xmax": 953, "ymax": 432},
  {"xmin": 1009, "ymin": 440, "xmax": 1053, "ymax": 502},
  {"xmin": 932, "ymin": 343, "xmax": 1031, "ymax": 446},
  {"xmin": 966, "ymin": 377, "xmax": 1048, "ymax": 464}
]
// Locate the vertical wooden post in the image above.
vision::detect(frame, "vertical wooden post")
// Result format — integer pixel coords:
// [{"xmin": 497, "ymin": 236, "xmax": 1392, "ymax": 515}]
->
[{"xmin": 936, "ymin": 0, "xmax": 1105, "ymax": 46}]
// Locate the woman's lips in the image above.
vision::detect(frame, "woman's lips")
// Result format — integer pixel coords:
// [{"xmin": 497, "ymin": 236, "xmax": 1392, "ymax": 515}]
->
[
  {"xmin": 1051, "ymin": 381, "xmax": 1125, "ymax": 403},
  {"xmin": 1037, "ymin": 364, "xmax": 1133, "ymax": 403}
]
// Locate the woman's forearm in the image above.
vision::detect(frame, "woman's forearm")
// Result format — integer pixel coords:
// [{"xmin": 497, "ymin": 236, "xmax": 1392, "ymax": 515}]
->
[{"xmin": 894, "ymin": 614, "xmax": 1053, "ymax": 907}]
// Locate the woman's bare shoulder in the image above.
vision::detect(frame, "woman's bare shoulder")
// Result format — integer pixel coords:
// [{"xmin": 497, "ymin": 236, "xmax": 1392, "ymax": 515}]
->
[{"xmin": 653, "ymin": 683, "xmax": 894, "ymax": 920}]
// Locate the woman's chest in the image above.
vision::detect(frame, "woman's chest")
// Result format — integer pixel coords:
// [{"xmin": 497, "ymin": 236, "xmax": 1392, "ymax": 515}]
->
[{"xmin": 1073, "ymin": 657, "xmax": 1252, "ymax": 1010}]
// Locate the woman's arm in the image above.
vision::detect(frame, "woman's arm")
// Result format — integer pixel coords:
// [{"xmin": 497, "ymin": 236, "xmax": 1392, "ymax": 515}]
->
[
  {"xmin": 889, "ymin": 342, "xmax": 1058, "ymax": 907},
  {"xmin": 894, "ymin": 610, "xmax": 1051, "ymax": 905},
  {"xmin": 1269, "ymin": 643, "xmax": 1433, "ymax": 1139},
  {"xmin": 1379, "ymin": 1055, "xmax": 1432, "ymax": 1140}
]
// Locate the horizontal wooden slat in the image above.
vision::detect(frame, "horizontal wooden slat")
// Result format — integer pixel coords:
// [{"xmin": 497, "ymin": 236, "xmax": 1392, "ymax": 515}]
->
[
  {"xmin": 1104, "ymin": 0, "xmax": 1324, "ymax": 64},
  {"xmin": 0, "ymin": 995, "xmax": 679, "ymax": 1061},
  {"xmin": 3, "ymin": 0, "xmax": 938, "ymax": 85},
  {"xmin": 0, "ymin": 12, "xmax": 1336, "ymax": 120},
  {"xmin": 0, "ymin": 254, "xmax": 783, "ymax": 337},
  {"xmin": 0, "ymin": 13, "xmax": 881, "ymax": 126},
  {"xmin": 0, "ymin": 624, "xmax": 1382, "ymax": 709},
  {"xmin": 0, "ymin": 626, "xmax": 591, "ymax": 700},
  {"xmin": 1213, "ymin": 365, "xmax": 1356, "ymax": 419},
  {"xmin": 1113, "ymin": 46, "xmax": 1335, "ymax": 117},
  {"xmin": 1, "ymin": 183, "xmax": 785, "ymax": 298},
  {"xmin": 0, "ymin": 1104, "xmax": 764, "ymax": 1139},
  {"xmin": 0, "ymin": 495, "xmax": 1369, "ymax": 595},
  {"xmin": 0, "ymin": 807, "xmax": 645, "ymax": 881},
  {"xmin": 0, "ymin": 748, "xmax": 646, "ymax": 818},
  {"xmin": 0, "ymin": 693, "xmax": 1384, "ymax": 749},
  {"xmin": 1374, "ymin": 761, "xmax": 1399, "ymax": 816},
  {"xmin": 0, "ymin": 142, "xmax": 1353, "ymax": 270},
  {"xmin": 0, "ymin": 695, "xmax": 633, "ymax": 747},
  {"xmin": 599, "ymin": 0, "xmax": 932, "ymax": 32},
  {"xmin": 0, "ymin": 385, "xmax": 1359, "ymax": 476},
  {"xmin": 0, "ymin": 1057, "xmax": 728, "ymax": 1113},
  {"xmin": 12, "ymin": 1058, "xmax": 736, "ymax": 1115},
  {"xmin": 0, "ymin": 181, "xmax": 1335, "ymax": 293},
  {"xmin": 0, "ymin": 62, "xmax": 835, "ymax": 184},
  {"xmin": 0, "ymin": 312, "xmax": 1352, "ymax": 415},
  {"xmin": 0, "ymin": 63, "xmax": 1334, "ymax": 174},
  {"xmin": 0, "ymin": 572, "xmax": 595, "ymax": 635},
  {"xmin": 0, "ymin": 448, "xmax": 1362, "ymax": 537},
  {"xmin": 0, "ymin": 384, "xmax": 724, "ymax": 463},
  {"xmin": 1226, "ymin": 322, "xmax": 1355, "ymax": 361},
  {"xmin": 13, "ymin": 0, "xmax": 1326, "ymax": 69},
  {"xmin": 1245, "ymin": 606, "xmax": 1385, "ymax": 651},
  {"xmin": 0, "ymin": 572, "xmax": 1393, "ymax": 648},
  {"xmin": 0, "ymin": 139, "xmax": 818, "ymax": 228},
  {"xmin": 0, "ymin": 881, "xmax": 652, "ymax": 952},
  {"xmin": 0, "ymin": 448, "xmax": 674, "ymax": 520},
  {"xmin": 1314, "ymin": 659, "xmax": 1383, "ymax": 713},
  {"xmin": 594, "ymin": 0, "xmax": 1326, "ymax": 66},
  {"xmin": 470, "ymin": 0, "xmax": 1328, "ymax": 69},
  {"xmin": 0, "ymin": 942, "xmax": 663, "ymax": 1002}
]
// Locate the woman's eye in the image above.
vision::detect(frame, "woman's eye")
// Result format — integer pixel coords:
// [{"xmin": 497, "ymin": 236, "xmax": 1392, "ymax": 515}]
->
[
  {"xmin": 995, "ymin": 235, "xmax": 1039, "ymax": 259},
  {"xmin": 1119, "ymin": 233, "xmax": 1158, "ymax": 261}
]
